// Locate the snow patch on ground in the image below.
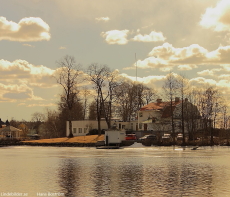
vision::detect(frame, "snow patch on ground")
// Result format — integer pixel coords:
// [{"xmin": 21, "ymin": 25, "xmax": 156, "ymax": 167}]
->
[{"xmin": 126, "ymin": 142, "xmax": 146, "ymax": 148}]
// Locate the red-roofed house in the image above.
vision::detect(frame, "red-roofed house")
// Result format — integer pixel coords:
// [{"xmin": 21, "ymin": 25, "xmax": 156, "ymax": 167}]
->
[{"xmin": 137, "ymin": 97, "xmax": 201, "ymax": 134}]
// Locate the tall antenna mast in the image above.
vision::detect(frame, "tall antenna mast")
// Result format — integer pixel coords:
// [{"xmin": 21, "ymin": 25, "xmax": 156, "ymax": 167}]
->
[{"xmin": 135, "ymin": 53, "xmax": 137, "ymax": 82}]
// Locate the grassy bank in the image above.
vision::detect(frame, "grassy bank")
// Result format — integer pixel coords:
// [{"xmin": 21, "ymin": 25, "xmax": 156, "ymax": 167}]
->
[{"xmin": 23, "ymin": 135, "xmax": 105, "ymax": 144}]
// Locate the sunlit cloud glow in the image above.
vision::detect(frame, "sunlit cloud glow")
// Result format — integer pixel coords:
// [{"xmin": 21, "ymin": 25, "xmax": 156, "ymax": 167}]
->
[
  {"xmin": 0, "ymin": 16, "xmax": 51, "ymax": 42},
  {"xmin": 101, "ymin": 29, "xmax": 129, "ymax": 45}
]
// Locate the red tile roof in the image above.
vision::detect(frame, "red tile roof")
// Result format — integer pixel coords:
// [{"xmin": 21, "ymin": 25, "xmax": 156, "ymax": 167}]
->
[
  {"xmin": 140, "ymin": 100, "xmax": 182, "ymax": 118},
  {"xmin": 140, "ymin": 101, "xmax": 181, "ymax": 111}
]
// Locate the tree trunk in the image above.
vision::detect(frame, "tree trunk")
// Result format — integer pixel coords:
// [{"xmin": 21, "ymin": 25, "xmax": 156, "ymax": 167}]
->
[
  {"xmin": 170, "ymin": 97, "xmax": 176, "ymax": 145},
  {"xmin": 181, "ymin": 99, "xmax": 185, "ymax": 145},
  {"xmin": 97, "ymin": 97, "xmax": 101, "ymax": 136},
  {"xmin": 68, "ymin": 109, "xmax": 73, "ymax": 138}
]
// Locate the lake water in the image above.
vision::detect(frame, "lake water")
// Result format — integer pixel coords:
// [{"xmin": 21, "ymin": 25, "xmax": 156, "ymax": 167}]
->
[{"xmin": 1, "ymin": 144, "xmax": 230, "ymax": 197}]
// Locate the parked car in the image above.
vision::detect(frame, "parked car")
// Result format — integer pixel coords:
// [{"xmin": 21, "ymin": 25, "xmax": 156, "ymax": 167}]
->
[
  {"xmin": 177, "ymin": 133, "xmax": 183, "ymax": 140},
  {"xmin": 162, "ymin": 133, "xmax": 172, "ymax": 142},
  {"xmin": 126, "ymin": 134, "xmax": 137, "ymax": 140},
  {"xmin": 139, "ymin": 135, "xmax": 157, "ymax": 141},
  {"xmin": 146, "ymin": 135, "xmax": 157, "ymax": 140},
  {"xmin": 139, "ymin": 135, "xmax": 149, "ymax": 141}
]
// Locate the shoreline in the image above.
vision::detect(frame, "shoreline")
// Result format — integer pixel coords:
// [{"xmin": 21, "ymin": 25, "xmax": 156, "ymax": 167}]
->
[{"xmin": 0, "ymin": 135, "xmax": 229, "ymax": 147}]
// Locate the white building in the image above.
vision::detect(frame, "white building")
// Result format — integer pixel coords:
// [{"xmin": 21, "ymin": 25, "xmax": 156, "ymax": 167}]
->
[{"xmin": 66, "ymin": 119, "xmax": 138, "ymax": 137}]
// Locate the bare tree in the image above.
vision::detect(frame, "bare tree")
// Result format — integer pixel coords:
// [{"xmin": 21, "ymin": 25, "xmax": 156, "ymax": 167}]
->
[
  {"xmin": 177, "ymin": 74, "xmax": 189, "ymax": 145},
  {"xmin": 87, "ymin": 63, "xmax": 111, "ymax": 135},
  {"xmin": 31, "ymin": 112, "xmax": 45, "ymax": 134},
  {"xmin": 81, "ymin": 87, "xmax": 91, "ymax": 120},
  {"xmin": 43, "ymin": 109, "xmax": 60, "ymax": 138},
  {"xmin": 197, "ymin": 87, "xmax": 222, "ymax": 145},
  {"xmin": 88, "ymin": 100, "xmax": 97, "ymax": 120},
  {"xmin": 163, "ymin": 72, "xmax": 178, "ymax": 144},
  {"xmin": 55, "ymin": 55, "xmax": 82, "ymax": 138}
]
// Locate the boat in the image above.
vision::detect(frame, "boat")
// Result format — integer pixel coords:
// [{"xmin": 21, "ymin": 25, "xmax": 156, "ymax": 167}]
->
[
  {"xmin": 191, "ymin": 146, "xmax": 199, "ymax": 150},
  {"xmin": 96, "ymin": 146, "xmax": 120, "ymax": 149}
]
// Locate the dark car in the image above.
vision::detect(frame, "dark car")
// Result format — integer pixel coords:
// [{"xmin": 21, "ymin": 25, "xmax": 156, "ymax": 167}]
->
[
  {"xmin": 139, "ymin": 135, "xmax": 149, "ymax": 140},
  {"xmin": 146, "ymin": 135, "xmax": 157, "ymax": 140},
  {"xmin": 139, "ymin": 135, "xmax": 157, "ymax": 141}
]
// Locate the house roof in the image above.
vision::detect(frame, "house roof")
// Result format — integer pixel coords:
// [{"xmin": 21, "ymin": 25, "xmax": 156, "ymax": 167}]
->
[
  {"xmin": 140, "ymin": 100, "xmax": 182, "ymax": 118},
  {"xmin": 0, "ymin": 126, "xmax": 22, "ymax": 132},
  {"xmin": 140, "ymin": 100, "xmax": 181, "ymax": 111}
]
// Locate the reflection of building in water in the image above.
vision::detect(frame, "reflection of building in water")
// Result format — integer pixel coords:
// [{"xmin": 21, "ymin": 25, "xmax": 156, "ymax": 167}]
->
[{"xmin": 58, "ymin": 159, "xmax": 79, "ymax": 196}]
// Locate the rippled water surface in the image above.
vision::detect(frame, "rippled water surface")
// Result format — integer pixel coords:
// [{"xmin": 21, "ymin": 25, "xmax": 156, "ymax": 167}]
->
[{"xmin": 1, "ymin": 145, "xmax": 230, "ymax": 197}]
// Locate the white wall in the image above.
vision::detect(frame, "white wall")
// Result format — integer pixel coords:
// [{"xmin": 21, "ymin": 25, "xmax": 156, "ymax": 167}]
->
[{"xmin": 66, "ymin": 120, "xmax": 121, "ymax": 137}]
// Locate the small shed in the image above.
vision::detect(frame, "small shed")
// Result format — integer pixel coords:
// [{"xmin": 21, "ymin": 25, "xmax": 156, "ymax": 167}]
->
[{"xmin": 104, "ymin": 129, "xmax": 126, "ymax": 145}]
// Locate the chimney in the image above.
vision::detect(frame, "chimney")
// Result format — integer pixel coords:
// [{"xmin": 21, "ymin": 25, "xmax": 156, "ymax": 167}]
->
[
  {"xmin": 175, "ymin": 97, "xmax": 180, "ymax": 102},
  {"xmin": 156, "ymin": 99, "xmax": 162, "ymax": 103}
]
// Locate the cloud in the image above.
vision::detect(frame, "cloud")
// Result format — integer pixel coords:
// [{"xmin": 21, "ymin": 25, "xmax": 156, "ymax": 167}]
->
[
  {"xmin": 0, "ymin": 59, "xmax": 65, "ymax": 105},
  {"xmin": 0, "ymin": 83, "xmax": 43, "ymax": 102},
  {"xmin": 132, "ymin": 31, "xmax": 166, "ymax": 42},
  {"xmin": 200, "ymin": 0, "xmax": 230, "ymax": 32},
  {"xmin": 120, "ymin": 73, "xmax": 166, "ymax": 90},
  {"xmin": 95, "ymin": 17, "xmax": 110, "ymax": 22},
  {"xmin": 0, "ymin": 59, "xmax": 55, "ymax": 86},
  {"xmin": 0, "ymin": 16, "xmax": 50, "ymax": 42},
  {"xmin": 101, "ymin": 30, "xmax": 129, "ymax": 45},
  {"xmin": 124, "ymin": 42, "xmax": 230, "ymax": 71},
  {"xmin": 189, "ymin": 77, "xmax": 217, "ymax": 86},
  {"xmin": 197, "ymin": 68, "xmax": 222, "ymax": 76},
  {"xmin": 27, "ymin": 103, "xmax": 57, "ymax": 107},
  {"xmin": 23, "ymin": 44, "xmax": 34, "ymax": 47}
]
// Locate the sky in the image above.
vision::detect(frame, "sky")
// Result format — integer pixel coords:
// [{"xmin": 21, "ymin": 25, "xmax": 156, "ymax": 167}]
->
[{"xmin": 1, "ymin": 0, "xmax": 230, "ymax": 121}]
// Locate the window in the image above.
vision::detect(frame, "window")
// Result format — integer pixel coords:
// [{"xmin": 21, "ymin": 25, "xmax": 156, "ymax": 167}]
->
[
  {"xmin": 79, "ymin": 128, "xmax": 82, "ymax": 133},
  {"xmin": 73, "ymin": 128, "xmax": 77, "ymax": 134},
  {"xmin": 84, "ymin": 128, "xmax": 87, "ymax": 133},
  {"xmin": 139, "ymin": 112, "xmax": 143, "ymax": 117},
  {"xmin": 131, "ymin": 123, "xmax": 133, "ymax": 130},
  {"xmin": 139, "ymin": 123, "xmax": 142, "ymax": 129}
]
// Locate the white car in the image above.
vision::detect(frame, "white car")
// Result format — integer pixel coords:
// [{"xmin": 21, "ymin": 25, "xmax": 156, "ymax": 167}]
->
[
  {"xmin": 162, "ymin": 134, "xmax": 172, "ymax": 142},
  {"xmin": 177, "ymin": 133, "xmax": 183, "ymax": 140}
]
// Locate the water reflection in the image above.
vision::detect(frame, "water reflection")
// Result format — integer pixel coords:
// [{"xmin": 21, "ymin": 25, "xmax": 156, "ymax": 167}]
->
[
  {"xmin": 58, "ymin": 159, "xmax": 79, "ymax": 197},
  {"xmin": 117, "ymin": 165, "xmax": 144, "ymax": 196},
  {"xmin": 92, "ymin": 160, "xmax": 112, "ymax": 196},
  {"xmin": 1, "ymin": 146, "xmax": 230, "ymax": 196}
]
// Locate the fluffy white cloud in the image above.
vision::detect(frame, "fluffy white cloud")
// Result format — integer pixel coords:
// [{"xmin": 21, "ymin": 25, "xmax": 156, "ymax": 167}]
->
[
  {"xmin": 125, "ymin": 43, "xmax": 230, "ymax": 71},
  {"xmin": 189, "ymin": 77, "xmax": 217, "ymax": 86},
  {"xmin": 132, "ymin": 31, "xmax": 166, "ymax": 42},
  {"xmin": 0, "ymin": 83, "xmax": 43, "ymax": 102},
  {"xmin": 149, "ymin": 43, "xmax": 208, "ymax": 64},
  {"xmin": 95, "ymin": 17, "xmax": 110, "ymax": 22},
  {"xmin": 120, "ymin": 73, "xmax": 166, "ymax": 90},
  {"xmin": 200, "ymin": 0, "xmax": 230, "ymax": 32},
  {"xmin": 197, "ymin": 68, "xmax": 222, "ymax": 76},
  {"xmin": 101, "ymin": 30, "xmax": 129, "ymax": 45},
  {"xmin": 0, "ymin": 59, "xmax": 55, "ymax": 86},
  {"xmin": 0, "ymin": 17, "xmax": 50, "ymax": 42}
]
